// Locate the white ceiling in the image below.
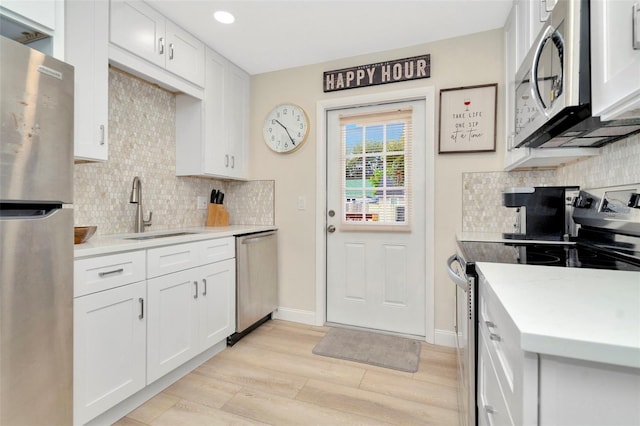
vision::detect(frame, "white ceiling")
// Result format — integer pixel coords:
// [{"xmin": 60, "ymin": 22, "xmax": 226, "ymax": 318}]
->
[{"xmin": 147, "ymin": 0, "xmax": 512, "ymax": 75}]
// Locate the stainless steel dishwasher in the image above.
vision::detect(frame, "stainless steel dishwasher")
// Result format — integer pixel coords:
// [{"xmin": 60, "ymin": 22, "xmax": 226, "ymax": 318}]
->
[{"xmin": 228, "ymin": 230, "xmax": 278, "ymax": 345}]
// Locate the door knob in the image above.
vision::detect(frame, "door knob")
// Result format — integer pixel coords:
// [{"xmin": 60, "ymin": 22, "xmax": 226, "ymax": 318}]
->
[{"xmin": 327, "ymin": 225, "xmax": 336, "ymax": 233}]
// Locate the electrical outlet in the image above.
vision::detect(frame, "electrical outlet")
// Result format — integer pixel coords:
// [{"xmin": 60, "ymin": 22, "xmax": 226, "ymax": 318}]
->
[
  {"xmin": 297, "ymin": 195, "xmax": 306, "ymax": 211},
  {"xmin": 196, "ymin": 196, "xmax": 208, "ymax": 210}
]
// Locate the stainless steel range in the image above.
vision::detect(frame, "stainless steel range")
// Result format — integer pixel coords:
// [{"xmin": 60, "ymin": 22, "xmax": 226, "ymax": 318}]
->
[{"xmin": 447, "ymin": 183, "xmax": 640, "ymax": 426}]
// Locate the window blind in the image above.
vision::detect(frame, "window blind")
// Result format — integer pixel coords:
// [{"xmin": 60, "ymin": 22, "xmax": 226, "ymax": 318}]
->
[{"xmin": 338, "ymin": 107, "xmax": 413, "ymax": 231}]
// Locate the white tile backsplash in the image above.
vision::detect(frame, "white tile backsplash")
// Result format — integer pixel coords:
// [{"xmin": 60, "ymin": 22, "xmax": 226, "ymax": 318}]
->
[
  {"xmin": 74, "ymin": 68, "xmax": 273, "ymax": 236},
  {"xmin": 463, "ymin": 134, "xmax": 640, "ymax": 232}
]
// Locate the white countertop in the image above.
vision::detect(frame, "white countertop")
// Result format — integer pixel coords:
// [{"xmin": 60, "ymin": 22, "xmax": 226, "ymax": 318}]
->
[
  {"xmin": 74, "ymin": 225, "xmax": 277, "ymax": 258},
  {"xmin": 476, "ymin": 262, "xmax": 640, "ymax": 369}
]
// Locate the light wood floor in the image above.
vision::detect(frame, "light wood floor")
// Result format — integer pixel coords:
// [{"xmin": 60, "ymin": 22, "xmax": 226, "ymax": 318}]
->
[{"xmin": 114, "ymin": 320, "xmax": 460, "ymax": 425}]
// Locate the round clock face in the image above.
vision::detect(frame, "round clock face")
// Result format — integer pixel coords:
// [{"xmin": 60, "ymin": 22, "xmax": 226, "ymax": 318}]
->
[{"xmin": 263, "ymin": 103, "xmax": 309, "ymax": 153}]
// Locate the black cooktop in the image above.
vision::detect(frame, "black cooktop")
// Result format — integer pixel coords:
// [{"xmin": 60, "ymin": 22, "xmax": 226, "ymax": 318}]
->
[{"xmin": 458, "ymin": 241, "xmax": 640, "ymax": 272}]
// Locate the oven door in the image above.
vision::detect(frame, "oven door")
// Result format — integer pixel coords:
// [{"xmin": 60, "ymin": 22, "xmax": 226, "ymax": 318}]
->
[{"xmin": 447, "ymin": 254, "xmax": 476, "ymax": 426}]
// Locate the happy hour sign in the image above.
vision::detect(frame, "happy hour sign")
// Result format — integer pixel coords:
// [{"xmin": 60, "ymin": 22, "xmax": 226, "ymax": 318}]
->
[{"xmin": 438, "ymin": 83, "xmax": 497, "ymax": 153}]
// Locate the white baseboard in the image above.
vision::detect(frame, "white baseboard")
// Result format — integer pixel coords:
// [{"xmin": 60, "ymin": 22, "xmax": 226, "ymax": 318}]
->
[
  {"xmin": 434, "ymin": 328, "xmax": 457, "ymax": 348},
  {"xmin": 272, "ymin": 307, "xmax": 317, "ymax": 326}
]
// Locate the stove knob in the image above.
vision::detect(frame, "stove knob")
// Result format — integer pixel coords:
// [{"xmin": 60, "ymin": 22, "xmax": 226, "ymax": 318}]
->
[{"xmin": 628, "ymin": 193, "xmax": 640, "ymax": 209}]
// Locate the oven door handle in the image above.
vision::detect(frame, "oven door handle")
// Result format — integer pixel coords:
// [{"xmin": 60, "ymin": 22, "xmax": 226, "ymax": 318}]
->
[{"xmin": 447, "ymin": 254, "xmax": 468, "ymax": 291}]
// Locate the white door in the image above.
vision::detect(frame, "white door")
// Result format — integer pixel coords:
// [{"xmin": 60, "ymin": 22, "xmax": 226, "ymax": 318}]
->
[{"xmin": 326, "ymin": 100, "xmax": 426, "ymax": 336}]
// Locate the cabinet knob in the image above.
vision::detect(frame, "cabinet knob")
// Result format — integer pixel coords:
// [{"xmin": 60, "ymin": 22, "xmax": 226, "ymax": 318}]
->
[
  {"xmin": 484, "ymin": 405, "xmax": 496, "ymax": 415},
  {"xmin": 489, "ymin": 333, "xmax": 502, "ymax": 342},
  {"xmin": 485, "ymin": 320, "xmax": 496, "ymax": 328}
]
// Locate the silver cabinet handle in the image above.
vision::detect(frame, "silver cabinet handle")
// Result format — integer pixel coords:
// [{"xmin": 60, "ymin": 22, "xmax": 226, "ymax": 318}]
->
[
  {"xmin": 99, "ymin": 124, "xmax": 105, "ymax": 146},
  {"xmin": 224, "ymin": 154, "xmax": 229, "ymax": 167},
  {"xmin": 138, "ymin": 298, "xmax": 144, "ymax": 320},
  {"xmin": 202, "ymin": 278, "xmax": 207, "ymax": 296},
  {"xmin": 231, "ymin": 155, "xmax": 235, "ymax": 168},
  {"xmin": 158, "ymin": 37, "xmax": 165, "ymax": 55},
  {"xmin": 485, "ymin": 320, "xmax": 496, "ymax": 328},
  {"xmin": 169, "ymin": 43, "xmax": 174, "ymax": 60},
  {"xmin": 634, "ymin": 2, "xmax": 640, "ymax": 50},
  {"xmin": 489, "ymin": 333, "xmax": 501, "ymax": 342},
  {"xmin": 98, "ymin": 268, "xmax": 124, "ymax": 277},
  {"xmin": 485, "ymin": 405, "xmax": 496, "ymax": 414},
  {"xmin": 193, "ymin": 281, "xmax": 198, "ymax": 299}
]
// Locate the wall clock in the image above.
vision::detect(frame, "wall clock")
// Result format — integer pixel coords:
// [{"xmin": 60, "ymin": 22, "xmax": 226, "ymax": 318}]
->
[{"xmin": 262, "ymin": 103, "xmax": 309, "ymax": 153}]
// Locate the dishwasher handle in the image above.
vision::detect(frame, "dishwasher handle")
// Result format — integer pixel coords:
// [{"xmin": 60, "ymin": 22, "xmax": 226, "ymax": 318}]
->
[
  {"xmin": 241, "ymin": 232, "xmax": 277, "ymax": 244},
  {"xmin": 447, "ymin": 254, "xmax": 468, "ymax": 291}
]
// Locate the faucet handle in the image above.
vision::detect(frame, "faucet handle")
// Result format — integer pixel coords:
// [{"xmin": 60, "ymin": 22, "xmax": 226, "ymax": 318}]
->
[{"xmin": 144, "ymin": 211, "xmax": 153, "ymax": 228}]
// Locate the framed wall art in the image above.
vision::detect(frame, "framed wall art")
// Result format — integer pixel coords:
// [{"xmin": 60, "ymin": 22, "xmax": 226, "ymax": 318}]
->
[{"xmin": 438, "ymin": 83, "xmax": 497, "ymax": 153}]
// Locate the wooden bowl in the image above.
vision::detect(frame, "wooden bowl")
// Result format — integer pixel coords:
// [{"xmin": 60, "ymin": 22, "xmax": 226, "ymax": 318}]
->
[{"xmin": 74, "ymin": 226, "xmax": 97, "ymax": 244}]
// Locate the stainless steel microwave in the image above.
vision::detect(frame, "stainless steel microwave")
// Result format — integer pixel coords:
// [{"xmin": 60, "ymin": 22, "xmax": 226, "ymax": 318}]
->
[{"xmin": 514, "ymin": 0, "xmax": 640, "ymax": 149}]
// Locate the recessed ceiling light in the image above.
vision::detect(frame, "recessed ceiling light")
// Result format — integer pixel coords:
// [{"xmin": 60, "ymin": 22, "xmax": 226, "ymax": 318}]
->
[{"xmin": 214, "ymin": 11, "xmax": 235, "ymax": 24}]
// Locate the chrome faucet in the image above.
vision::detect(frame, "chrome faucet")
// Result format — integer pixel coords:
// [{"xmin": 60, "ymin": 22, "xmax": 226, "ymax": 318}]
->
[{"xmin": 129, "ymin": 176, "xmax": 152, "ymax": 232}]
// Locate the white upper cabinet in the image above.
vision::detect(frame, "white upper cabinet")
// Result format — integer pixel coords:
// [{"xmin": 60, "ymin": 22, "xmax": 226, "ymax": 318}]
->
[
  {"xmin": 110, "ymin": 0, "xmax": 165, "ymax": 67},
  {"xmin": 176, "ymin": 48, "xmax": 250, "ymax": 180},
  {"xmin": 0, "ymin": 0, "xmax": 64, "ymax": 58},
  {"xmin": 109, "ymin": 0, "xmax": 204, "ymax": 91},
  {"xmin": 164, "ymin": 20, "xmax": 205, "ymax": 86},
  {"xmin": 66, "ymin": 0, "xmax": 109, "ymax": 162},
  {"xmin": 591, "ymin": 0, "xmax": 640, "ymax": 121},
  {"xmin": 0, "ymin": 0, "xmax": 56, "ymax": 29}
]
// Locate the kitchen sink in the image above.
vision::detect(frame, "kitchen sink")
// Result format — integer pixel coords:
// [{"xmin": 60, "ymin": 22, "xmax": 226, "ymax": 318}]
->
[{"xmin": 123, "ymin": 231, "xmax": 198, "ymax": 240}]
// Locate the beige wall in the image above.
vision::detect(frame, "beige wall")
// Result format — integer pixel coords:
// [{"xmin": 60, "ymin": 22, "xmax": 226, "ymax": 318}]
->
[{"xmin": 248, "ymin": 29, "xmax": 505, "ymax": 336}]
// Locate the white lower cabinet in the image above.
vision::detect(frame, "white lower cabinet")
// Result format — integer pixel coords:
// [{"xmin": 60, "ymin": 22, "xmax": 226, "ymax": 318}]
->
[
  {"xmin": 74, "ymin": 237, "xmax": 236, "ymax": 425},
  {"xmin": 74, "ymin": 280, "xmax": 146, "ymax": 426},
  {"xmin": 478, "ymin": 272, "xmax": 640, "ymax": 426},
  {"xmin": 147, "ymin": 258, "xmax": 235, "ymax": 384}
]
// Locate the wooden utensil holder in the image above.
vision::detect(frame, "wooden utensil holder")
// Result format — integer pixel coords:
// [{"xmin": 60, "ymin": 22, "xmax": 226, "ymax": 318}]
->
[{"xmin": 206, "ymin": 204, "xmax": 229, "ymax": 227}]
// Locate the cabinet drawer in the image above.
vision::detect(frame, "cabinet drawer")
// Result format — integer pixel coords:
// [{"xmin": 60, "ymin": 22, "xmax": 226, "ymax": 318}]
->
[
  {"xmin": 478, "ymin": 330, "xmax": 515, "ymax": 426},
  {"xmin": 147, "ymin": 241, "xmax": 200, "ymax": 278},
  {"xmin": 74, "ymin": 251, "xmax": 145, "ymax": 297},
  {"xmin": 200, "ymin": 237, "xmax": 235, "ymax": 264},
  {"xmin": 478, "ymin": 276, "xmax": 526, "ymax": 421}
]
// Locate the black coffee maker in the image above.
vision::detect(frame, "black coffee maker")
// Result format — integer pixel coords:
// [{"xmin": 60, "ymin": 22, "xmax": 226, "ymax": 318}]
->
[{"xmin": 502, "ymin": 186, "xmax": 579, "ymax": 241}]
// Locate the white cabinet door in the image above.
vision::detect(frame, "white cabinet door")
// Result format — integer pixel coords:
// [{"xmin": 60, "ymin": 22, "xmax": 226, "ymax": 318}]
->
[
  {"xmin": 74, "ymin": 281, "xmax": 146, "ymax": 426},
  {"xmin": 176, "ymin": 48, "xmax": 250, "ymax": 180},
  {"xmin": 224, "ymin": 61, "xmax": 249, "ymax": 179},
  {"xmin": 199, "ymin": 259, "xmax": 236, "ymax": 349},
  {"xmin": 66, "ymin": 0, "xmax": 109, "ymax": 161},
  {"xmin": 165, "ymin": 20, "xmax": 204, "ymax": 87},
  {"xmin": 0, "ymin": 0, "xmax": 56, "ymax": 30},
  {"xmin": 203, "ymin": 48, "xmax": 227, "ymax": 175},
  {"xmin": 591, "ymin": 0, "xmax": 640, "ymax": 120},
  {"xmin": 146, "ymin": 268, "xmax": 200, "ymax": 384},
  {"xmin": 110, "ymin": 0, "xmax": 165, "ymax": 68}
]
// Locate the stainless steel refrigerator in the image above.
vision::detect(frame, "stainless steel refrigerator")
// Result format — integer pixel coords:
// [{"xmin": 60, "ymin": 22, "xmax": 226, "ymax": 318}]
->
[{"xmin": 0, "ymin": 36, "xmax": 74, "ymax": 425}]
